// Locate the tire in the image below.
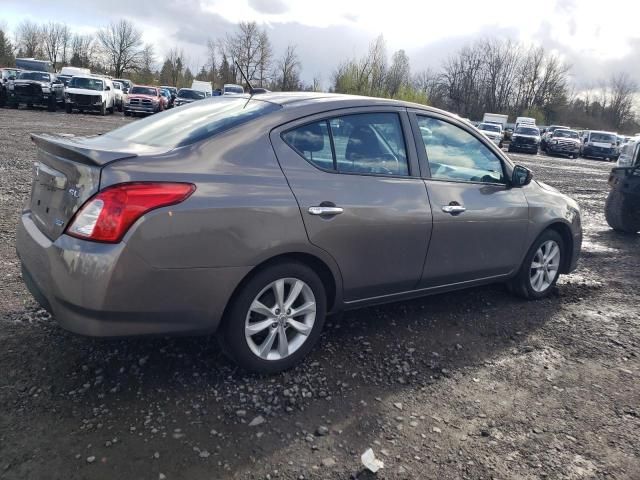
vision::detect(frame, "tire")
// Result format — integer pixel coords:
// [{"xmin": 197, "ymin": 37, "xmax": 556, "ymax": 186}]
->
[
  {"xmin": 219, "ymin": 262, "xmax": 327, "ymax": 373},
  {"xmin": 100, "ymin": 102, "xmax": 106, "ymax": 116},
  {"xmin": 47, "ymin": 97, "xmax": 56, "ymax": 112},
  {"xmin": 118, "ymin": 102, "xmax": 123, "ymax": 112},
  {"xmin": 65, "ymin": 103, "xmax": 72, "ymax": 114},
  {"xmin": 605, "ymin": 186, "xmax": 640, "ymax": 234},
  {"xmin": 509, "ymin": 229, "xmax": 564, "ymax": 300},
  {"xmin": 124, "ymin": 110, "xmax": 131, "ymax": 116}
]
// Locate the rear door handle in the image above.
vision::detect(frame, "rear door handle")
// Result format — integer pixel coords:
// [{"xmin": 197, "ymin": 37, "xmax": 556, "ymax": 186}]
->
[
  {"xmin": 441, "ymin": 205, "xmax": 466, "ymax": 215},
  {"xmin": 308, "ymin": 206, "xmax": 344, "ymax": 216}
]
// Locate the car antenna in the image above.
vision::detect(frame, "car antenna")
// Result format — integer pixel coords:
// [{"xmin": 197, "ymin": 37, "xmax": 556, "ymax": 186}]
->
[{"xmin": 235, "ymin": 61, "xmax": 255, "ymax": 108}]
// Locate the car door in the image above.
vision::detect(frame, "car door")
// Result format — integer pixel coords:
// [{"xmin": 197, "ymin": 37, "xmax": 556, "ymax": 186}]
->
[
  {"xmin": 271, "ymin": 108, "xmax": 433, "ymax": 301},
  {"xmin": 409, "ymin": 111, "xmax": 530, "ymax": 288}
]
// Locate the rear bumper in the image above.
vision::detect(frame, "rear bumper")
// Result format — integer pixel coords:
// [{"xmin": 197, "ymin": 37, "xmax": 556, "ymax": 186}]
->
[{"xmin": 16, "ymin": 212, "xmax": 250, "ymax": 337}]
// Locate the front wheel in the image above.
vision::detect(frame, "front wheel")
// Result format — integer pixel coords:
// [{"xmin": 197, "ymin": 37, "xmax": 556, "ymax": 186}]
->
[
  {"xmin": 219, "ymin": 262, "xmax": 327, "ymax": 373},
  {"xmin": 100, "ymin": 102, "xmax": 106, "ymax": 116},
  {"xmin": 65, "ymin": 103, "xmax": 72, "ymax": 114},
  {"xmin": 509, "ymin": 229, "xmax": 564, "ymax": 299}
]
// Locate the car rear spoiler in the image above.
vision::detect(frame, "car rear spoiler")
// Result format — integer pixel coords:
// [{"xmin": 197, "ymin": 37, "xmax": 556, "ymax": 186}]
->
[{"xmin": 31, "ymin": 133, "xmax": 139, "ymax": 167}]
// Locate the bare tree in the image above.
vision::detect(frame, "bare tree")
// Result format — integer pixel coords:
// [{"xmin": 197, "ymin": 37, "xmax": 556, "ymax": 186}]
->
[
  {"xmin": 97, "ymin": 19, "xmax": 143, "ymax": 77},
  {"xmin": 16, "ymin": 20, "xmax": 42, "ymax": 58},
  {"xmin": 607, "ymin": 73, "xmax": 637, "ymax": 128},
  {"xmin": 70, "ymin": 34, "xmax": 94, "ymax": 68},
  {"xmin": 223, "ymin": 22, "xmax": 272, "ymax": 85},
  {"xmin": 275, "ymin": 45, "xmax": 301, "ymax": 91},
  {"xmin": 206, "ymin": 38, "xmax": 217, "ymax": 85},
  {"xmin": 385, "ymin": 49, "xmax": 410, "ymax": 97},
  {"xmin": 41, "ymin": 22, "xmax": 70, "ymax": 70}
]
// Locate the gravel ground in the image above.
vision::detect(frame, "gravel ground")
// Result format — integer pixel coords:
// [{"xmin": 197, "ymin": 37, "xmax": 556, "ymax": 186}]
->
[{"xmin": 1, "ymin": 108, "xmax": 639, "ymax": 480}]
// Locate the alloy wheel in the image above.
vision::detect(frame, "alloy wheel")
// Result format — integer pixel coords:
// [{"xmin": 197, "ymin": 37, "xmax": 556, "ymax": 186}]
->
[
  {"xmin": 244, "ymin": 277, "xmax": 316, "ymax": 361},
  {"xmin": 529, "ymin": 240, "xmax": 561, "ymax": 292}
]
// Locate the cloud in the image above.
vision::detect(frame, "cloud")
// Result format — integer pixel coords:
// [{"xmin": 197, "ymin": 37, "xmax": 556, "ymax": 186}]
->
[
  {"xmin": 248, "ymin": 0, "xmax": 288, "ymax": 15},
  {"xmin": 2, "ymin": 0, "xmax": 640, "ymax": 89}
]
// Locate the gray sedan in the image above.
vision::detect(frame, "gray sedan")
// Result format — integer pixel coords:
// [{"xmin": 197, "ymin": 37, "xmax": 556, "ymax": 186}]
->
[{"xmin": 16, "ymin": 93, "xmax": 582, "ymax": 372}]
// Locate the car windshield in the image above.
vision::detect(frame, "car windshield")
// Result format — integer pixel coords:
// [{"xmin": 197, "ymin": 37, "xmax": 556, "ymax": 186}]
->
[
  {"xmin": 130, "ymin": 86, "xmax": 157, "ymax": 96},
  {"xmin": 515, "ymin": 127, "xmax": 539, "ymax": 135},
  {"xmin": 478, "ymin": 123, "xmax": 501, "ymax": 133},
  {"xmin": 591, "ymin": 132, "xmax": 617, "ymax": 143},
  {"xmin": 178, "ymin": 89, "xmax": 205, "ymax": 99},
  {"xmin": 18, "ymin": 71, "xmax": 50, "ymax": 82},
  {"xmin": 553, "ymin": 130, "xmax": 579, "ymax": 139},
  {"xmin": 68, "ymin": 77, "xmax": 104, "ymax": 91},
  {"xmin": 104, "ymin": 97, "xmax": 281, "ymax": 148},
  {"xmin": 224, "ymin": 86, "xmax": 244, "ymax": 94}
]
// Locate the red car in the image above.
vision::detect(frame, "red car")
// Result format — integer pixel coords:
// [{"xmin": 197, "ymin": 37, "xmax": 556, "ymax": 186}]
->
[{"xmin": 123, "ymin": 85, "xmax": 164, "ymax": 116}]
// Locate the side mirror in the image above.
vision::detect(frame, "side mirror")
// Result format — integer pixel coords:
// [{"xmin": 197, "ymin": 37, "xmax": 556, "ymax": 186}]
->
[
  {"xmin": 512, "ymin": 165, "xmax": 533, "ymax": 187},
  {"xmin": 105, "ymin": 86, "xmax": 111, "ymax": 91}
]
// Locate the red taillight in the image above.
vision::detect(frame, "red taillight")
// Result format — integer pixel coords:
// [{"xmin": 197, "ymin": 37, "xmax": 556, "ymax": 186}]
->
[{"xmin": 66, "ymin": 182, "xmax": 196, "ymax": 243}]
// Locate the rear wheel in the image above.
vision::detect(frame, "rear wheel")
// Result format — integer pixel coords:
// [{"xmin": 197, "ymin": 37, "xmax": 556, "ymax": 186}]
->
[
  {"xmin": 509, "ymin": 229, "xmax": 564, "ymax": 299},
  {"xmin": 219, "ymin": 262, "xmax": 327, "ymax": 373},
  {"xmin": 605, "ymin": 185, "xmax": 640, "ymax": 233}
]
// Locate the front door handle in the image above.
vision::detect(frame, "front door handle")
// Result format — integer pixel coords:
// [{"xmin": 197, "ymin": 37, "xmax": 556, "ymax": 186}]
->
[
  {"xmin": 308, "ymin": 206, "xmax": 344, "ymax": 216},
  {"xmin": 441, "ymin": 205, "xmax": 466, "ymax": 215}
]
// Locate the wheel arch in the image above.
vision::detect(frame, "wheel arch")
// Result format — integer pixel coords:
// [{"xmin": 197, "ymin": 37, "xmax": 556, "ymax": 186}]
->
[
  {"xmin": 543, "ymin": 221, "xmax": 574, "ymax": 274},
  {"xmin": 221, "ymin": 251, "xmax": 343, "ymax": 327}
]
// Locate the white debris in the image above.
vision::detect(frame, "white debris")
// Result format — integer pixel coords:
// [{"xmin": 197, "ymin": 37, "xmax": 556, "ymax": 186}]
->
[{"xmin": 361, "ymin": 448, "xmax": 384, "ymax": 473}]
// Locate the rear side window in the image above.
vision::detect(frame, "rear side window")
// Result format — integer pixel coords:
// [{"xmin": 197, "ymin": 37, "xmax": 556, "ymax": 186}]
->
[
  {"xmin": 283, "ymin": 112, "xmax": 409, "ymax": 177},
  {"xmin": 104, "ymin": 97, "xmax": 281, "ymax": 148}
]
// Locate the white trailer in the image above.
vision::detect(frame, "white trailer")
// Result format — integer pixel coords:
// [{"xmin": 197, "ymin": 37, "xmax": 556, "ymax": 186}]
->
[
  {"xmin": 191, "ymin": 80, "xmax": 213, "ymax": 97},
  {"xmin": 515, "ymin": 116, "xmax": 536, "ymax": 128},
  {"xmin": 483, "ymin": 113, "xmax": 508, "ymax": 128}
]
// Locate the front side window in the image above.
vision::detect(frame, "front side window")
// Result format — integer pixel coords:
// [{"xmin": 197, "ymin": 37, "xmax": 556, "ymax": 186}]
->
[
  {"xmin": 417, "ymin": 116, "xmax": 505, "ymax": 184},
  {"xmin": 283, "ymin": 112, "xmax": 410, "ymax": 177}
]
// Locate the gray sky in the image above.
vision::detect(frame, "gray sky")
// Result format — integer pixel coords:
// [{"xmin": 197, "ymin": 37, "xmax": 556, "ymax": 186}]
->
[{"xmin": 3, "ymin": 0, "xmax": 640, "ymax": 88}]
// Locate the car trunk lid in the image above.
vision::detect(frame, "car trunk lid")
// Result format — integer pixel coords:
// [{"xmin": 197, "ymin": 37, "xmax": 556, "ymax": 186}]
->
[{"xmin": 28, "ymin": 133, "xmax": 159, "ymax": 240}]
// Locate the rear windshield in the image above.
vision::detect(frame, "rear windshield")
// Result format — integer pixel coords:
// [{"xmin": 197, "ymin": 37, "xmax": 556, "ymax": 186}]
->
[
  {"xmin": 130, "ymin": 86, "xmax": 157, "ymax": 96},
  {"xmin": 18, "ymin": 71, "xmax": 50, "ymax": 82},
  {"xmin": 515, "ymin": 127, "xmax": 539, "ymax": 135},
  {"xmin": 590, "ymin": 132, "xmax": 617, "ymax": 143},
  {"xmin": 68, "ymin": 77, "xmax": 104, "ymax": 90},
  {"xmin": 178, "ymin": 89, "xmax": 205, "ymax": 99},
  {"xmin": 104, "ymin": 97, "xmax": 281, "ymax": 148}
]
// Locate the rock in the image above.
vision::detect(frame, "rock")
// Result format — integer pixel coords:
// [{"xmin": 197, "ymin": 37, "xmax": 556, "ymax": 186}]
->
[
  {"xmin": 159, "ymin": 474, "xmax": 166, "ymax": 480},
  {"xmin": 138, "ymin": 356, "xmax": 148, "ymax": 366},
  {"xmin": 432, "ymin": 426, "xmax": 442, "ymax": 434},
  {"xmin": 199, "ymin": 450, "xmax": 210, "ymax": 458},
  {"xmin": 86, "ymin": 456, "xmax": 96, "ymax": 464},
  {"xmin": 249, "ymin": 415, "xmax": 265, "ymax": 427},
  {"xmin": 316, "ymin": 425, "xmax": 329, "ymax": 436},
  {"xmin": 393, "ymin": 402, "xmax": 403, "ymax": 410},
  {"xmin": 235, "ymin": 409, "xmax": 247, "ymax": 418},
  {"xmin": 153, "ymin": 452, "xmax": 160, "ymax": 459},
  {"xmin": 480, "ymin": 428, "xmax": 490, "ymax": 437},
  {"xmin": 533, "ymin": 427, "xmax": 543, "ymax": 434},
  {"xmin": 321, "ymin": 457, "xmax": 336, "ymax": 468}
]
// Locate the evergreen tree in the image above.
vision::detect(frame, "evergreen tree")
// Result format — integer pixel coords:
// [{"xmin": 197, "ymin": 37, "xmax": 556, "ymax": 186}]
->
[{"xmin": 0, "ymin": 28, "xmax": 16, "ymax": 67}]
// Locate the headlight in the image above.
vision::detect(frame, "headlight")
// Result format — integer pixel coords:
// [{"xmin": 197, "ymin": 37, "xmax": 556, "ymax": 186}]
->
[
  {"xmin": 553, "ymin": 139, "xmax": 558, "ymax": 144},
  {"xmin": 42, "ymin": 86, "xmax": 50, "ymax": 93}
]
